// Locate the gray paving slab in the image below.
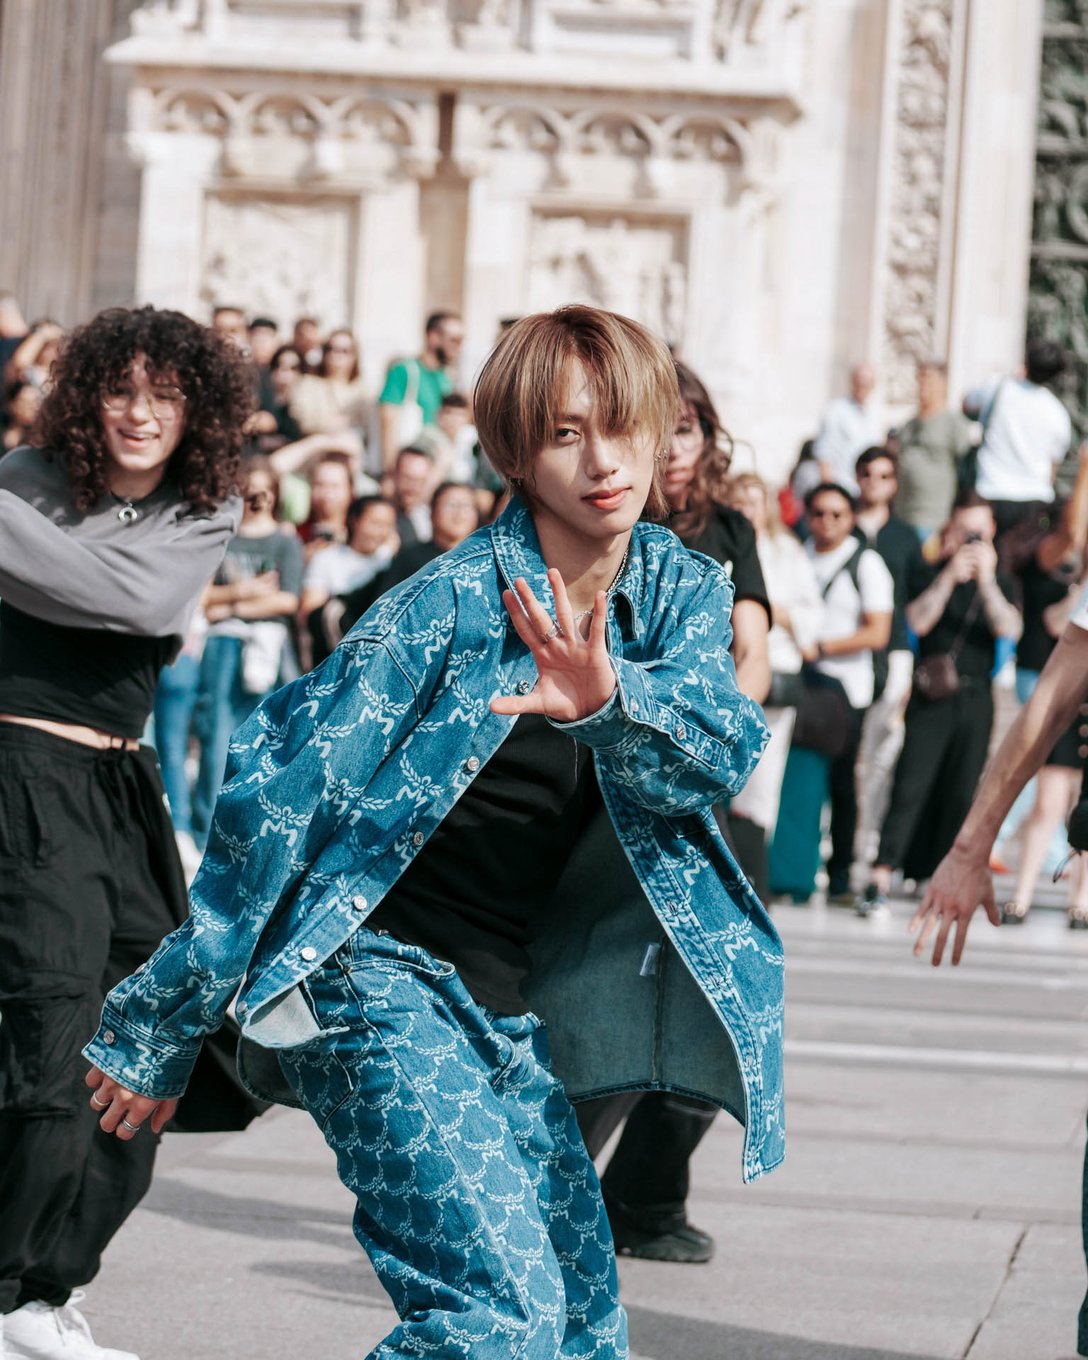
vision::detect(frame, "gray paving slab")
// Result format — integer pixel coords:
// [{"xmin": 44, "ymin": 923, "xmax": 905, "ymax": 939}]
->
[{"xmin": 72, "ymin": 900, "xmax": 1087, "ymax": 1360}]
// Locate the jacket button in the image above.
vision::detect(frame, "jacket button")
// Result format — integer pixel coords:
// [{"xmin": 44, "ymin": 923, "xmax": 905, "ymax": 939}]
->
[
  {"xmin": 412, "ymin": 831, "xmax": 425, "ymax": 847},
  {"xmin": 102, "ymin": 1030, "xmax": 116, "ymax": 1045},
  {"xmin": 300, "ymin": 946, "xmax": 317, "ymax": 962},
  {"xmin": 352, "ymin": 894, "xmax": 367, "ymax": 912},
  {"xmin": 466, "ymin": 756, "xmax": 480, "ymax": 773},
  {"xmin": 516, "ymin": 679, "xmax": 532, "ymax": 695}
]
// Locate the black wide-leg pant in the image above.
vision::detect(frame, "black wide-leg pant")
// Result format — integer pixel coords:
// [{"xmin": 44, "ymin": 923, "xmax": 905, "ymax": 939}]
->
[
  {"xmin": 0, "ymin": 725, "xmax": 186, "ymax": 1315},
  {"xmin": 876, "ymin": 681, "xmax": 994, "ymax": 881}
]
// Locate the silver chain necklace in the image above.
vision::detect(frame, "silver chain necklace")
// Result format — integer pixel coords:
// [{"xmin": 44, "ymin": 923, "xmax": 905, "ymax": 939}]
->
[{"xmin": 573, "ymin": 542, "xmax": 631, "ymax": 622}]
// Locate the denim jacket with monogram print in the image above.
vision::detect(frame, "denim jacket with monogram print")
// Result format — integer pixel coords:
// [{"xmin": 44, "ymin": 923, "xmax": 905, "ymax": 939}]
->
[{"xmin": 85, "ymin": 497, "xmax": 785, "ymax": 1182}]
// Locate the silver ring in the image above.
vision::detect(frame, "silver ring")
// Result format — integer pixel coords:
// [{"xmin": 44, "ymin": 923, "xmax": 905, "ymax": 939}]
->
[
  {"xmin": 540, "ymin": 621, "xmax": 564, "ymax": 644},
  {"xmin": 121, "ymin": 1117, "xmax": 142, "ymax": 1133},
  {"xmin": 90, "ymin": 1092, "xmax": 110, "ymax": 1109}
]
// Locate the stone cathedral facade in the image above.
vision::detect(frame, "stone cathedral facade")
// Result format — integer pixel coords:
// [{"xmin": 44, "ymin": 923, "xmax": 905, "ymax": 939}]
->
[{"xmin": 0, "ymin": 0, "xmax": 1059, "ymax": 472}]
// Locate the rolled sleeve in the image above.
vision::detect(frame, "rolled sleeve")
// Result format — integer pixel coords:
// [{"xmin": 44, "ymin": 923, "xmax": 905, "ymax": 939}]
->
[{"xmin": 83, "ymin": 1006, "xmax": 203, "ymax": 1101}]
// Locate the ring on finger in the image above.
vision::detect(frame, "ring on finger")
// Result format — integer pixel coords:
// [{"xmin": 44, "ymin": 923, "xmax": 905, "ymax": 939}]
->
[
  {"xmin": 540, "ymin": 621, "xmax": 564, "ymax": 644},
  {"xmin": 120, "ymin": 1117, "xmax": 143, "ymax": 1133},
  {"xmin": 90, "ymin": 1092, "xmax": 110, "ymax": 1109}
]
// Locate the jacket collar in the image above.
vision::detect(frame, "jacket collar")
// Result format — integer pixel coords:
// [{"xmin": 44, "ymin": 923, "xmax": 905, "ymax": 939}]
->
[{"xmin": 490, "ymin": 494, "xmax": 643, "ymax": 630}]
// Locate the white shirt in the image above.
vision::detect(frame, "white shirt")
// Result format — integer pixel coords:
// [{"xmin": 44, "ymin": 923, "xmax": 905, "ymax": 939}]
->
[
  {"xmin": 808, "ymin": 537, "xmax": 894, "ymax": 709},
  {"xmin": 755, "ymin": 531, "xmax": 824, "ymax": 674},
  {"xmin": 812, "ymin": 397, "xmax": 881, "ymax": 496},
  {"xmin": 303, "ymin": 543, "xmax": 394, "ymax": 597},
  {"xmin": 968, "ymin": 376, "xmax": 1072, "ymax": 503}
]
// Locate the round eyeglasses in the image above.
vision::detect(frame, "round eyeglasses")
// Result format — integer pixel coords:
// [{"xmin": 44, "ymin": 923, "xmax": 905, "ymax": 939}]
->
[{"xmin": 101, "ymin": 383, "xmax": 186, "ymax": 420}]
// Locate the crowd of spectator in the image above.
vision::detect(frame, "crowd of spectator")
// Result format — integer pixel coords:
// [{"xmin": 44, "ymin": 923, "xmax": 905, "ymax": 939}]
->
[{"xmin": 0, "ymin": 295, "xmax": 1082, "ymax": 926}]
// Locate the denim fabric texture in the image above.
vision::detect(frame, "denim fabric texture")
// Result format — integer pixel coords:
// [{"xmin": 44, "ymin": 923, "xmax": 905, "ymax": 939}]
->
[
  {"xmin": 282, "ymin": 928, "xmax": 627, "ymax": 1359},
  {"xmin": 152, "ymin": 652, "xmax": 201, "ymax": 836},
  {"xmin": 85, "ymin": 496, "xmax": 785, "ymax": 1182}
]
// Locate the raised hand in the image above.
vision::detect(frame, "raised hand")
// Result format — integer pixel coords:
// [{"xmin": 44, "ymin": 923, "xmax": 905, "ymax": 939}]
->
[{"xmin": 490, "ymin": 569, "xmax": 616, "ymax": 723}]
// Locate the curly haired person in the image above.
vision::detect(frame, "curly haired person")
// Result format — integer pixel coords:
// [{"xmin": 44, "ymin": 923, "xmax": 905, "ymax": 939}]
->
[{"xmin": 0, "ymin": 306, "xmax": 252, "ymax": 1360}]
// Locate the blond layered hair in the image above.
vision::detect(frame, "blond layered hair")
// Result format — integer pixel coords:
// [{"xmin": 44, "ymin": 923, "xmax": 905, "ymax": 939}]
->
[{"xmin": 473, "ymin": 305, "xmax": 678, "ymax": 520}]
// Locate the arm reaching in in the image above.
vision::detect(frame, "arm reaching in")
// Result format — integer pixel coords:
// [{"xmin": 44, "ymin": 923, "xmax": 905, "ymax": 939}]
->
[{"xmin": 911, "ymin": 624, "xmax": 1088, "ymax": 964}]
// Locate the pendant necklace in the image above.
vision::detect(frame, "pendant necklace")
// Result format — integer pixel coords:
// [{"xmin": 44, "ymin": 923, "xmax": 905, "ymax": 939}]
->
[{"xmin": 109, "ymin": 491, "xmax": 141, "ymax": 525}]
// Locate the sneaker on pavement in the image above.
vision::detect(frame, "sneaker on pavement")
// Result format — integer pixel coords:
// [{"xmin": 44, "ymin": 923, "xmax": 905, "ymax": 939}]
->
[
  {"xmin": 610, "ymin": 1219, "xmax": 715, "ymax": 1263},
  {"xmin": 5, "ymin": 1295, "xmax": 139, "ymax": 1360},
  {"xmin": 855, "ymin": 883, "xmax": 888, "ymax": 918}
]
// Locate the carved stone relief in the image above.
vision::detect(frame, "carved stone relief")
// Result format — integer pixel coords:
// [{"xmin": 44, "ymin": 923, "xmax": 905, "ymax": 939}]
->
[
  {"xmin": 1029, "ymin": 0, "xmax": 1088, "ymax": 435},
  {"xmin": 881, "ymin": 0, "xmax": 956, "ymax": 405},
  {"xmin": 200, "ymin": 195, "xmax": 355, "ymax": 327},
  {"xmin": 526, "ymin": 211, "xmax": 688, "ymax": 342}
]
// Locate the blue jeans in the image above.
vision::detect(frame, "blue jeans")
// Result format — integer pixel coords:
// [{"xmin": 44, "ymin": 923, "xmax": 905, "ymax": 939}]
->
[
  {"xmin": 191, "ymin": 636, "xmax": 261, "ymax": 843},
  {"xmin": 280, "ymin": 928, "xmax": 627, "ymax": 1360},
  {"xmin": 152, "ymin": 653, "xmax": 201, "ymax": 835}
]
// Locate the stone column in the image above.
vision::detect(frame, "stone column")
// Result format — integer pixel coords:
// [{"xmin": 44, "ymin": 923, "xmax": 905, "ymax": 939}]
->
[{"xmin": 0, "ymin": 0, "xmax": 137, "ymax": 321}]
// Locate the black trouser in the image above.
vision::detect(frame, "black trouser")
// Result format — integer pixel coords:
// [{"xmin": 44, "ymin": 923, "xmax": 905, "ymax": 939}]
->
[
  {"xmin": 576, "ymin": 1092, "xmax": 717, "ymax": 1232},
  {"xmin": 0, "ymin": 726, "xmax": 185, "ymax": 1314},
  {"xmin": 826, "ymin": 704, "xmax": 866, "ymax": 890},
  {"xmin": 876, "ymin": 681, "xmax": 994, "ymax": 879}
]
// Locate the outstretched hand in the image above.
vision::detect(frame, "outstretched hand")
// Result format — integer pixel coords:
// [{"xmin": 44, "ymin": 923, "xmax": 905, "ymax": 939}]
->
[
  {"xmin": 85, "ymin": 1066, "xmax": 178, "ymax": 1140},
  {"xmin": 909, "ymin": 845, "xmax": 1001, "ymax": 966},
  {"xmin": 490, "ymin": 570, "xmax": 616, "ymax": 723}
]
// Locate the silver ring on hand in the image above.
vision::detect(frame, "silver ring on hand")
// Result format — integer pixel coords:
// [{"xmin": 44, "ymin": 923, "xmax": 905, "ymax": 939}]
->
[
  {"xmin": 540, "ymin": 621, "xmax": 564, "ymax": 644},
  {"xmin": 120, "ymin": 1117, "xmax": 142, "ymax": 1133},
  {"xmin": 90, "ymin": 1092, "xmax": 110, "ymax": 1109}
]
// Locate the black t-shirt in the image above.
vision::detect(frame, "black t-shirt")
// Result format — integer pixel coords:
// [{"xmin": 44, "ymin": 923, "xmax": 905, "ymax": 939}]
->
[
  {"xmin": 907, "ymin": 558, "xmax": 1017, "ymax": 679},
  {"xmin": 682, "ymin": 506, "xmax": 771, "ymax": 623},
  {"xmin": 1017, "ymin": 550, "xmax": 1080, "ymax": 672},
  {"xmin": 368, "ymin": 713, "xmax": 602, "ymax": 1015},
  {"xmin": 857, "ymin": 516, "xmax": 922, "ymax": 652}
]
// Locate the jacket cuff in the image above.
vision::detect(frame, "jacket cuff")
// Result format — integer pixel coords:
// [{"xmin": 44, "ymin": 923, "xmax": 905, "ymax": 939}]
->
[
  {"xmin": 554, "ymin": 660, "xmax": 722, "ymax": 768},
  {"xmin": 82, "ymin": 1006, "xmax": 202, "ymax": 1101}
]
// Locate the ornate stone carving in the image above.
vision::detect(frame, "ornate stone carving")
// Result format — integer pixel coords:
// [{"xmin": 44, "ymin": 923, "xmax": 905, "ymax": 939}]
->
[
  {"xmin": 526, "ymin": 212, "xmax": 688, "ymax": 342},
  {"xmin": 139, "ymin": 86, "xmax": 437, "ymax": 179},
  {"xmin": 881, "ymin": 1, "xmax": 955, "ymax": 406},
  {"xmin": 1029, "ymin": 1, "xmax": 1088, "ymax": 436},
  {"xmin": 200, "ymin": 195, "xmax": 355, "ymax": 329}
]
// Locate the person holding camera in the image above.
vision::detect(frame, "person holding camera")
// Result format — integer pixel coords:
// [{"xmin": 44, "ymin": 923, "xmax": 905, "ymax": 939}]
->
[{"xmin": 858, "ymin": 490, "xmax": 1021, "ymax": 912}]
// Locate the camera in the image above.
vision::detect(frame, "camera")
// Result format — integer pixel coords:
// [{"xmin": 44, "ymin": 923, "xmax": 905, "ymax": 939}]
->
[{"xmin": 964, "ymin": 531, "xmax": 982, "ymax": 544}]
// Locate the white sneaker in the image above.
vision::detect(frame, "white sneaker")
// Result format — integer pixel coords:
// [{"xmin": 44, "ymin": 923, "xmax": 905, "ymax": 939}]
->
[{"xmin": 4, "ymin": 1294, "xmax": 139, "ymax": 1360}]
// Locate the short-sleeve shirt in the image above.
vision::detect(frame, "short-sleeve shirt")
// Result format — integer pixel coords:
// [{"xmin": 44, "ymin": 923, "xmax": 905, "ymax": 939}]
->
[
  {"xmin": 378, "ymin": 358, "xmax": 451, "ymax": 426},
  {"xmin": 967, "ymin": 376, "xmax": 1072, "ymax": 503},
  {"xmin": 895, "ymin": 409, "xmax": 973, "ymax": 530},
  {"xmin": 683, "ymin": 506, "xmax": 771, "ymax": 624},
  {"xmin": 808, "ymin": 538, "xmax": 894, "ymax": 709},
  {"xmin": 856, "ymin": 516, "xmax": 924, "ymax": 653},
  {"xmin": 906, "ymin": 557, "xmax": 1017, "ymax": 679},
  {"xmin": 302, "ymin": 543, "xmax": 393, "ymax": 598},
  {"xmin": 208, "ymin": 529, "xmax": 304, "ymax": 633}
]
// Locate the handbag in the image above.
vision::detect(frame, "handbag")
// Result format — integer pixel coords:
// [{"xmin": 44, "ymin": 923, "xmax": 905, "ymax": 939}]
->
[
  {"xmin": 791, "ymin": 668, "xmax": 854, "ymax": 758},
  {"xmin": 766, "ymin": 668, "xmax": 805, "ymax": 709},
  {"xmin": 911, "ymin": 587, "xmax": 982, "ymax": 703}
]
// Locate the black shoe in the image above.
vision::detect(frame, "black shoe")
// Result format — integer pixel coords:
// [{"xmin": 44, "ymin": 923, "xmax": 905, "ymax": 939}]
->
[
  {"xmin": 1001, "ymin": 901, "xmax": 1029, "ymax": 924},
  {"xmin": 610, "ymin": 1219, "xmax": 715, "ymax": 1264},
  {"xmin": 855, "ymin": 883, "xmax": 888, "ymax": 918}
]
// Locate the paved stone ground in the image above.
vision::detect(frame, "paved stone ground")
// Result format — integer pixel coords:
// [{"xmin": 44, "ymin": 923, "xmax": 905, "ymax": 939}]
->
[{"xmin": 78, "ymin": 898, "xmax": 1088, "ymax": 1360}]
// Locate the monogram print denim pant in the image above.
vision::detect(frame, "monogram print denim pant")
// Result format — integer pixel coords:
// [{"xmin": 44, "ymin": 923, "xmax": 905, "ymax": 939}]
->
[{"xmin": 279, "ymin": 928, "xmax": 629, "ymax": 1360}]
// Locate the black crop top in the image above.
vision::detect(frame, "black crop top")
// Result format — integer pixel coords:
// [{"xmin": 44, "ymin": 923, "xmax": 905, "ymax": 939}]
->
[{"xmin": 0, "ymin": 600, "xmax": 176, "ymax": 739}]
